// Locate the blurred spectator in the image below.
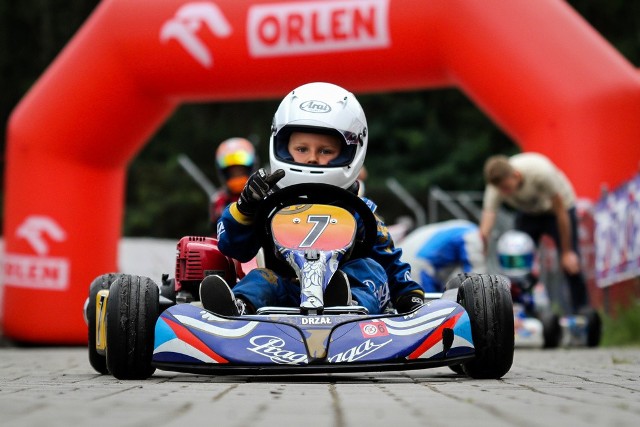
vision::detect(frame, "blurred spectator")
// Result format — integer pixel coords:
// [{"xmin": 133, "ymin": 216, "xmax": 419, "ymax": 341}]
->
[
  {"xmin": 357, "ymin": 165, "xmax": 368, "ymax": 197},
  {"xmin": 400, "ymin": 220, "xmax": 486, "ymax": 292},
  {"xmin": 210, "ymin": 138, "xmax": 256, "ymax": 233},
  {"xmin": 479, "ymin": 152, "xmax": 589, "ymax": 312}
]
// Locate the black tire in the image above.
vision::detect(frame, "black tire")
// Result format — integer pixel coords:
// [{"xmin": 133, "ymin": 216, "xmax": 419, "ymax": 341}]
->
[
  {"xmin": 580, "ymin": 307, "xmax": 602, "ymax": 348},
  {"xmin": 445, "ymin": 273, "xmax": 475, "ymax": 291},
  {"xmin": 458, "ymin": 274, "xmax": 514, "ymax": 379},
  {"xmin": 87, "ymin": 273, "xmax": 123, "ymax": 374},
  {"xmin": 449, "ymin": 364, "xmax": 465, "ymax": 375},
  {"xmin": 539, "ymin": 311, "xmax": 561, "ymax": 349},
  {"xmin": 106, "ymin": 274, "xmax": 159, "ymax": 380}
]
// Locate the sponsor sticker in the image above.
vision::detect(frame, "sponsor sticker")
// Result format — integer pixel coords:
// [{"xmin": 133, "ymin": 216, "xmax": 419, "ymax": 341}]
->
[
  {"xmin": 216, "ymin": 221, "xmax": 225, "ymax": 237},
  {"xmin": 300, "ymin": 100, "xmax": 331, "ymax": 113},
  {"xmin": 359, "ymin": 321, "xmax": 389, "ymax": 338},
  {"xmin": 363, "ymin": 279, "xmax": 390, "ymax": 310},
  {"xmin": 4, "ymin": 254, "xmax": 70, "ymax": 290},
  {"xmin": 160, "ymin": 2, "xmax": 232, "ymax": 68},
  {"xmin": 95, "ymin": 290, "xmax": 109, "ymax": 352},
  {"xmin": 328, "ymin": 338, "xmax": 391, "ymax": 363},
  {"xmin": 301, "ymin": 316, "xmax": 332, "ymax": 325},
  {"xmin": 247, "ymin": 0, "xmax": 390, "ymax": 57},
  {"xmin": 4, "ymin": 215, "xmax": 70, "ymax": 290},
  {"xmin": 247, "ymin": 335, "xmax": 309, "ymax": 364}
]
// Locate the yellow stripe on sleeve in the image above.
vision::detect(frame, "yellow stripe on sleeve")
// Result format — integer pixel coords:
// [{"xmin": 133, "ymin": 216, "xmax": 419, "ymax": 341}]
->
[{"xmin": 229, "ymin": 203, "xmax": 254, "ymax": 225}]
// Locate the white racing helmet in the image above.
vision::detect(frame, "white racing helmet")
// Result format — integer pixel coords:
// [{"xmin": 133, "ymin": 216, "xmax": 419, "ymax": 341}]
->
[
  {"xmin": 496, "ymin": 230, "xmax": 536, "ymax": 278},
  {"xmin": 269, "ymin": 82, "xmax": 368, "ymax": 189}
]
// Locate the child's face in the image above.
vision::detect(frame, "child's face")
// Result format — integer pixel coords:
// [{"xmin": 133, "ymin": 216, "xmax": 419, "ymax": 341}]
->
[{"xmin": 288, "ymin": 132, "xmax": 342, "ymax": 165}]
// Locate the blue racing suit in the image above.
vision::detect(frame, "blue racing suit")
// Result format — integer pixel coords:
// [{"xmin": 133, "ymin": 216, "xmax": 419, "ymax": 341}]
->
[
  {"xmin": 217, "ymin": 198, "xmax": 423, "ymax": 314},
  {"xmin": 400, "ymin": 220, "xmax": 486, "ymax": 293}
]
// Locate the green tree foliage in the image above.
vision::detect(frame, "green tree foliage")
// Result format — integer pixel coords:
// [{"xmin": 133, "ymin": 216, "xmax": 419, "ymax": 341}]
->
[{"xmin": 2, "ymin": 1, "xmax": 639, "ymax": 236}]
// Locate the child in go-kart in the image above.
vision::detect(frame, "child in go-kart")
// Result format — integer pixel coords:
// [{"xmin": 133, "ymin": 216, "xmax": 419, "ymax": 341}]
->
[{"xmin": 200, "ymin": 82, "xmax": 425, "ymax": 316}]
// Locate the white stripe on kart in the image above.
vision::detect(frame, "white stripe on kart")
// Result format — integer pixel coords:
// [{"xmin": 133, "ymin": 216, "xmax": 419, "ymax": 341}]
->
[
  {"xmin": 154, "ymin": 338, "xmax": 217, "ymax": 363},
  {"xmin": 419, "ymin": 338, "xmax": 443, "ymax": 359},
  {"xmin": 384, "ymin": 318, "xmax": 444, "ymax": 336},
  {"xmin": 200, "ymin": 310, "xmax": 236, "ymax": 322},
  {"xmin": 451, "ymin": 334, "xmax": 474, "ymax": 349},
  {"xmin": 174, "ymin": 315, "xmax": 259, "ymax": 338},
  {"xmin": 382, "ymin": 307, "xmax": 455, "ymax": 328}
]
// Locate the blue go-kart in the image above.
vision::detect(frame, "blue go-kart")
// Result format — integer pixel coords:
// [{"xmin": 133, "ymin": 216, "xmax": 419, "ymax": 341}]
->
[{"xmin": 86, "ymin": 184, "xmax": 514, "ymax": 380}]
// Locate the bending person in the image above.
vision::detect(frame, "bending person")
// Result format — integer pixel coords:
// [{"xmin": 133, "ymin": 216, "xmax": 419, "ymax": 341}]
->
[{"xmin": 479, "ymin": 152, "xmax": 589, "ymax": 313}]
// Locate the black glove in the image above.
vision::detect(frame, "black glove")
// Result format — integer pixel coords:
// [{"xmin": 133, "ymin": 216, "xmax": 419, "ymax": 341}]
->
[
  {"xmin": 236, "ymin": 168, "xmax": 285, "ymax": 217},
  {"xmin": 395, "ymin": 292, "xmax": 425, "ymax": 313}
]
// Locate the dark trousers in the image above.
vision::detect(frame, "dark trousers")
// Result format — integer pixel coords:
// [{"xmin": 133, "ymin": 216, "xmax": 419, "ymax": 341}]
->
[{"xmin": 515, "ymin": 207, "xmax": 589, "ymax": 312}]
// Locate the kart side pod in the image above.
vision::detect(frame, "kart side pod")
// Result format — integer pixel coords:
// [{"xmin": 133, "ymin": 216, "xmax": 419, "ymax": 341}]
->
[{"xmin": 174, "ymin": 236, "xmax": 238, "ymax": 293}]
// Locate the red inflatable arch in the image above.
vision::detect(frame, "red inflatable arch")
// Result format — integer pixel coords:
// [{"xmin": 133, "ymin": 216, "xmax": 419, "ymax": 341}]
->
[{"xmin": 4, "ymin": 0, "xmax": 640, "ymax": 343}]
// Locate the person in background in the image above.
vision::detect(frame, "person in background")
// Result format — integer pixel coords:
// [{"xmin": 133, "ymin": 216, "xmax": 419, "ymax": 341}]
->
[
  {"xmin": 357, "ymin": 165, "xmax": 368, "ymax": 197},
  {"xmin": 496, "ymin": 229, "xmax": 539, "ymax": 312},
  {"xmin": 400, "ymin": 220, "xmax": 486, "ymax": 293},
  {"xmin": 479, "ymin": 152, "xmax": 589, "ymax": 313},
  {"xmin": 210, "ymin": 138, "xmax": 256, "ymax": 233}
]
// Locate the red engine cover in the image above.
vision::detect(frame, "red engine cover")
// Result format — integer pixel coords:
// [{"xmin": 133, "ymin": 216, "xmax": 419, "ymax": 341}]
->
[{"xmin": 175, "ymin": 236, "xmax": 237, "ymax": 291}]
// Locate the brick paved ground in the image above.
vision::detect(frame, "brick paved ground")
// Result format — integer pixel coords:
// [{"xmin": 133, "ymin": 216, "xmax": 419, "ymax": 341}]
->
[{"xmin": 0, "ymin": 347, "xmax": 638, "ymax": 427}]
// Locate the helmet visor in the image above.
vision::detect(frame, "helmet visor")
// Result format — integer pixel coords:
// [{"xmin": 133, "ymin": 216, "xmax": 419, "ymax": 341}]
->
[
  {"xmin": 217, "ymin": 151, "xmax": 255, "ymax": 169},
  {"xmin": 273, "ymin": 124, "xmax": 361, "ymax": 167},
  {"xmin": 498, "ymin": 253, "xmax": 534, "ymax": 271}
]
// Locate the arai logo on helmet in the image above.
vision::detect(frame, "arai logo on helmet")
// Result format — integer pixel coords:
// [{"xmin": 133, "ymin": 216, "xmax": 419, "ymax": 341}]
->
[{"xmin": 300, "ymin": 100, "xmax": 331, "ymax": 113}]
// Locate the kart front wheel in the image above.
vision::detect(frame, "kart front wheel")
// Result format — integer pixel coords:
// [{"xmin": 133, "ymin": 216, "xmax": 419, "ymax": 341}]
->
[
  {"xmin": 87, "ymin": 273, "xmax": 122, "ymax": 374},
  {"xmin": 449, "ymin": 364, "xmax": 465, "ymax": 375},
  {"xmin": 458, "ymin": 274, "xmax": 514, "ymax": 379},
  {"xmin": 539, "ymin": 311, "xmax": 561, "ymax": 349},
  {"xmin": 106, "ymin": 274, "xmax": 159, "ymax": 380}
]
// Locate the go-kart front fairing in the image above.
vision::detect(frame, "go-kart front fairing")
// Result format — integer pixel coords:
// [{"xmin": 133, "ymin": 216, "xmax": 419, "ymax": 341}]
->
[
  {"xmin": 152, "ymin": 299, "xmax": 474, "ymax": 374},
  {"xmin": 153, "ymin": 183, "xmax": 474, "ymax": 374}
]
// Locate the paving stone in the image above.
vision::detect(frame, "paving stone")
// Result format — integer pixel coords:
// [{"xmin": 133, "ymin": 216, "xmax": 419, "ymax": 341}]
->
[{"xmin": 0, "ymin": 348, "xmax": 638, "ymax": 427}]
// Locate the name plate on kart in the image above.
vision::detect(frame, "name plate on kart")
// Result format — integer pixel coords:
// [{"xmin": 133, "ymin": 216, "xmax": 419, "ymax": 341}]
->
[{"xmin": 271, "ymin": 204, "xmax": 357, "ymax": 251}]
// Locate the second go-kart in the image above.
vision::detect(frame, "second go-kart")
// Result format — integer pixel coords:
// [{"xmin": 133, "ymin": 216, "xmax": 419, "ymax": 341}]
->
[
  {"xmin": 493, "ymin": 230, "xmax": 601, "ymax": 349},
  {"xmin": 509, "ymin": 276, "xmax": 601, "ymax": 349},
  {"xmin": 508, "ymin": 275, "xmax": 561, "ymax": 349},
  {"xmin": 86, "ymin": 184, "xmax": 514, "ymax": 380}
]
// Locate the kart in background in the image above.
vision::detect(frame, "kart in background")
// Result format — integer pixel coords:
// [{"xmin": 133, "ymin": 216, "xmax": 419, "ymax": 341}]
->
[
  {"xmin": 510, "ymin": 274, "xmax": 601, "ymax": 349},
  {"xmin": 446, "ymin": 273, "xmax": 600, "ymax": 349},
  {"xmin": 86, "ymin": 184, "xmax": 514, "ymax": 380}
]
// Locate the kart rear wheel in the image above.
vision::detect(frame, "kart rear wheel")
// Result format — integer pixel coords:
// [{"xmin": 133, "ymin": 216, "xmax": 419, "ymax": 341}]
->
[
  {"xmin": 445, "ymin": 273, "xmax": 474, "ymax": 291},
  {"xmin": 87, "ymin": 273, "xmax": 122, "ymax": 374},
  {"xmin": 458, "ymin": 274, "xmax": 514, "ymax": 379},
  {"xmin": 580, "ymin": 307, "xmax": 602, "ymax": 347},
  {"xmin": 539, "ymin": 311, "xmax": 561, "ymax": 349},
  {"xmin": 106, "ymin": 274, "xmax": 159, "ymax": 380}
]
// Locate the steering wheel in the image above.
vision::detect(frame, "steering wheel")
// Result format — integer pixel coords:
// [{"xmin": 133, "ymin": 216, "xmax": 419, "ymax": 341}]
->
[{"xmin": 254, "ymin": 183, "xmax": 378, "ymax": 276}]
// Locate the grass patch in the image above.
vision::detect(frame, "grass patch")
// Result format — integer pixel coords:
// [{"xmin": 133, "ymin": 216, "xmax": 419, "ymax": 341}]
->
[
  {"xmin": 600, "ymin": 301, "xmax": 640, "ymax": 347},
  {"xmin": 611, "ymin": 355, "xmax": 633, "ymax": 365}
]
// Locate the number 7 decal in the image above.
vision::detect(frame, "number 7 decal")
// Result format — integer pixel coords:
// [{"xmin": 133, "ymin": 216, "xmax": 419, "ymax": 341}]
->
[{"xmin": 300, "ymin": 215, "xmax": 331, "ymax": 248}]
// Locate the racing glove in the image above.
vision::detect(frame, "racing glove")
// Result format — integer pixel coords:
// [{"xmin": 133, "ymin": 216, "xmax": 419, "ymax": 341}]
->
[
  {"xmin": 236, "ymin": 168, "xmax": 285, "ymax": 217},
  {"xmin": 395, "ymin": 291, "xmax": 425, "ymax": 313}
]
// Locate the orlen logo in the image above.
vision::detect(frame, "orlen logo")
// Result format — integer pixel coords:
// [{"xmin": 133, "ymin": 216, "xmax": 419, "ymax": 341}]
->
[
  {"xmin": 160, "ymin": 2, "xmax": 232, "ymax": 68},
  {"xmin": 247, "ymin": 0, "xmax": 390, "ymax": 58},
  {"xmin": 300, "ymin": 100, "xmax": 331, "ymax": 113},
  {"xmin": 4, "ymin": 215, "xmax": 70, "ymax": 290}
]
